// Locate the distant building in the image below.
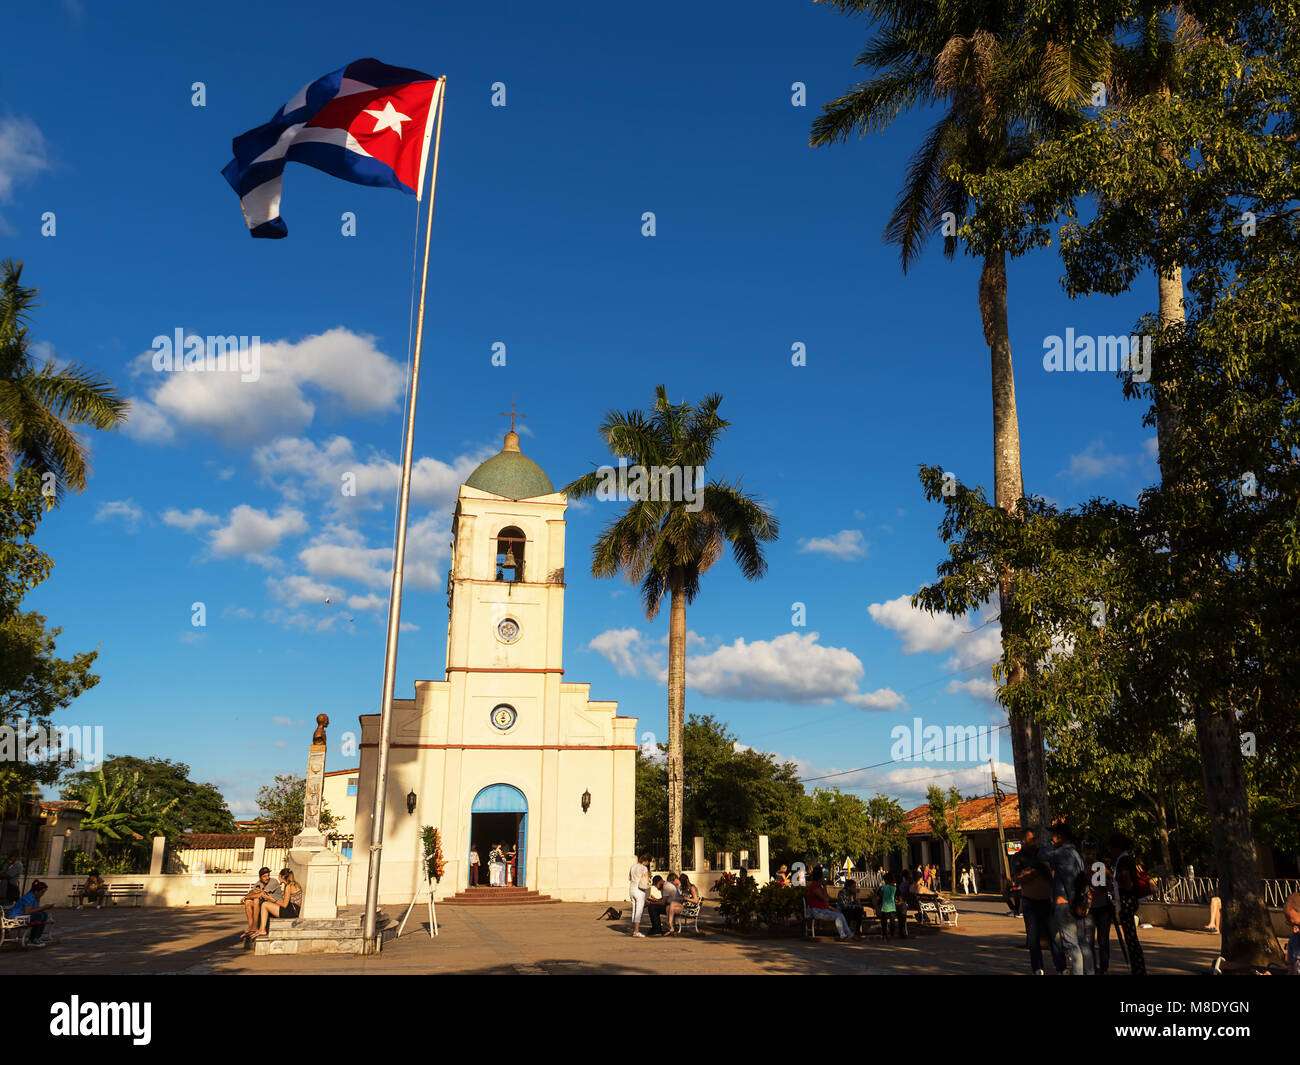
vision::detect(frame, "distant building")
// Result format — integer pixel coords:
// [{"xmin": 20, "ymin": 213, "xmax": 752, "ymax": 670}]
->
[
  {"xmin": 322, "ymin": 768, "xmax": 358, "ymax": 858},
  {"xmin": 896, "ymin": 794, "xmax": 1022, "ymax": 889}
]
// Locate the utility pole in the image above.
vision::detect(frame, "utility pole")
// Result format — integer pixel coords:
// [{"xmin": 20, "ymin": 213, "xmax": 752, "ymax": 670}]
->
[{"xmin": 991, "ymin": 759, "xmax": 1012, "ymax": 891}]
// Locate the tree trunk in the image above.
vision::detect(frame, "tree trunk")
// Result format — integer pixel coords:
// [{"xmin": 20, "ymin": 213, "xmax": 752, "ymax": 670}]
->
[
  {"xmin": 980, "ymin": 249, "xmax": 1051, "ymax": 840},
  {"xmin": 1154, "ymin": 795, "xmax": 1174, "ymax": 874},
  {"xmin": 1194, "ymin": 699, "xmax": 1279, "ymax": 964},
  {"xmin": 666, "ymin": 567, "xmax": 687, "ymax": 873},
  {"xmin": 1152, "ymin": 179, "xmax": 1277, "ymax": 962}
]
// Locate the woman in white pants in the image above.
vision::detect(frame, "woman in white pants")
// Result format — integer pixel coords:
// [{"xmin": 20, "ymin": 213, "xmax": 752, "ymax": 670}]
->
[
  {"xmin": 629, "ymin": 853, "xmax": 651, "ymax": 937},
  {"xmin": 488, "ymin": 843, "xmax": 506, "ymax": 887}
]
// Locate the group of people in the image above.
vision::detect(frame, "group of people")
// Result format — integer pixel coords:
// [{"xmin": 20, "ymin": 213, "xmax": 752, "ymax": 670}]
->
[
  {"xmin": 627, "ymin": 853, "xmax": 699, "ymax": 936},
  {"xmin": 1007, "ymin": 824, "xmax": 1149, "ymax": 975},
  {"xmin": 238, "ymin": 866, "xmax": 303, "ymax": 942},
  {"xmin": 468, "ymin": 842, "xmax": 518, "ymax": 887},
  {"xmin": 806, "ymin": 866, "xmax": 943, "ymax": 940}
]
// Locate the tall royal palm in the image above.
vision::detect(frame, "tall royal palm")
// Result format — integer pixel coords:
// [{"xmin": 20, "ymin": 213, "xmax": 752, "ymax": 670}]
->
[
  {"xmin": 565, "ymin": 386, "xmax": 778, "ymax": 872},
  {"xmin": 809, "ymin": 1, "xmax": 1101, "ymax": 839},
  {"xmin": 0, "ymin": 260, "xmax": 129, "ymax": 499}
]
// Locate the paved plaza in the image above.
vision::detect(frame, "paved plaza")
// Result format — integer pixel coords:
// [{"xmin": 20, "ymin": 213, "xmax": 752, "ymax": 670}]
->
[{"xmin": 0, "ymin": 897, "xmax": 1232, "ymax": 975}]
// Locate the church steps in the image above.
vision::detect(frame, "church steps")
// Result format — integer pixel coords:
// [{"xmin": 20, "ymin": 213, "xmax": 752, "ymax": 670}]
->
[{"xmin": 441, "ymin": 887, "xmax": 560, "ymax": 905}]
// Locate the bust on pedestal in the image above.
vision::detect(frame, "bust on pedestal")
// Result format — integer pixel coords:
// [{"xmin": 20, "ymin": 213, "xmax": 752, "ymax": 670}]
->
[{"xmin": 288, "ymin": 715, "xmax": 344, "ymax": 919}]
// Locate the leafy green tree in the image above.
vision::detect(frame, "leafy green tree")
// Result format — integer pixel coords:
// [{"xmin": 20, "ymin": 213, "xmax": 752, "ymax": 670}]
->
[
  {"xmin": 810, "ymin": 0, "xmax": 1076, "ymax": 839},
  {"xmin": 950, "ymin": 0, "xmax": 1297, "ymax": 964},
  {"xmin": 565, "ymin": 388, "xmax": 778, "ymax": 871},
  {"xmin": 0, "ymin": 469, "xmax": 100, "ymax": 810},
  {"xmin": 635, "ymin": 716, "xmax": 805, "ymax": 866},
  {"xmin": 801, "ymin": 788, "xmax": 871, "ymax": 869},
  {"xmin": 66, "ymin": 768, "xmax": 180, "ymax": 866},
  {"xmin": 63, "ymin": 755, "xmax": 234, "ymax": 834},
  {"xmin": 862, "ymin": 795, "xmax": 908, "ymax": 868},
  {"xmin": 254, "ymin": 773, "xmax": 337, "ymax": 844},
  {"xmin": 0, "ymin": 260, "xmax": 128, "ymax": 500},
  {"xmin": 926, "ymin": 785, "xmax": 968, "ymax": 892}
]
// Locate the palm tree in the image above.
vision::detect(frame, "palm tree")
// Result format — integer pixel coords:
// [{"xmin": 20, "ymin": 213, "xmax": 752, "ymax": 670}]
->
[
  {"xmin": 564, "ymin": 386, "xmax": 779, "ymax": 872},
  {"xmin": 809, "ymin": 1, "xmax": 1092, "ymax": 840},
  {"xmin": 0, "ymin": 260, "xmax": 129, "ymax": 500}
]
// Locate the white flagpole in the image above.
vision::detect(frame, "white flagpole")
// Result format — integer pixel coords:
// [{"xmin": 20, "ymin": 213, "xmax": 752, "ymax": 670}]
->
[{"xmin": 362, "ymin": 76, "xmax": 446, "ymax": 952}]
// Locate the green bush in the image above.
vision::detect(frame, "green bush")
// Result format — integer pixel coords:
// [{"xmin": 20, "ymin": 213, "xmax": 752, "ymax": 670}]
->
[
  {"xmin": 713, "ymin": 872, "xmax": 760, "ymax": 928},
  {"xmin": 755, "ymin": 882, "xmax": 805, "ymax": 928}
]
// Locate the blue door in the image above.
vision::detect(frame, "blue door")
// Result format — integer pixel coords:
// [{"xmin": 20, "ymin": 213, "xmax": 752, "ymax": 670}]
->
[{"xmin": 471, "ymin": 784, "xmax": 528, "ymax": 888}]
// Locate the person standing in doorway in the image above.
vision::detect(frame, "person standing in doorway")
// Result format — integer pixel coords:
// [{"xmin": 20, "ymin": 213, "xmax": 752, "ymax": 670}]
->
[
  {"xmin": 468, "ymin": 844, "xmax": 481, "ymax": 888},
  {"xmin": 488, "ymin": 842, "xmax": 506, "ymax": 887},
  {"xmin": 506, "ymin": 843, "xmax": 517, "ymax": 886},
  {"xmin": 628, "ymin": 852, "xmax": 651, "ymax": 937}
]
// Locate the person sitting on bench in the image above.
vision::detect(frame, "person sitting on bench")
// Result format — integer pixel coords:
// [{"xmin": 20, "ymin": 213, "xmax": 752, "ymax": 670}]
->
[
  {"xmin": 249, "ymin": 869, "xmax": 303, "ymax": 940},
  {"xmin": 239, "ymin": 867, "xmax": 282, "ymax": 940},
  {"xmin": 9, "ymin": 880, "xmax": 52, "ymax": 946},
  {"xmin": 78, "ymin": 870, "xmax": 108, "ymax": 910}
]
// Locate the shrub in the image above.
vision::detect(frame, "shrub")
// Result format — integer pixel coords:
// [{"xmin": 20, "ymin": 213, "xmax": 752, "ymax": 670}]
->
[
  {"xmin": 756, "ymin": 882, "xmax": 805, "ymax": 928},
  {"xmin": 714, "ymin": 872, "xmax": 760, "ymax": 928}
]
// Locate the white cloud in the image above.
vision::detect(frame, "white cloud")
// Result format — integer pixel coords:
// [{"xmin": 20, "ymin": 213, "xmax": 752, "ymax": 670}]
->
[
  {"xmin": 93, "ymin": 499, "xmax": 142, "ymax": 530},
  {"xmin": 161, "ymin": 507, "xmax": 219, "ymax": 532},
  {"xmin": 868, "ymin": 594, "xmax": 1001, "ymax": 674},
  {"xmin": 686, "ymin": 632, "xmax": 867, "ymax": 703},
  {"xmin": 0, "ymin": 118, "xmax": 50, "ymax": 230},
  {"xmin": 590, "ymin": 627, "xmax": 899, "ymax": 708},
  {"xmin": 797, "ymin": 529, "xmax": 868, "ymax": 560},
  {"xmin": 253, "ymin": 434, "xmax": 490, "ymax": 511},
  {"xmin": 946, "ymin": 677, "xmax": 997, "ymax": 701},
  {"xmin": 843, "ymin": 688, "xmax": 904, "ymax": 711},
  {"xmin": 267, "ymin": 574, "xmax": 343, "ymax": 607},
  {"xmin": 589, "ymin": 628, "xmax": 659, "ymax": 678},
  {"xmin": 125, "ymin": 328, "xmax": 407, "ymax": 446},
  {"xmin": 210, "ymin": 504, "xmax": 307, "ymax": 562},
  {"xmin": 1061, "ymin": 439, "xmax": 1128, "ymax": 481}
]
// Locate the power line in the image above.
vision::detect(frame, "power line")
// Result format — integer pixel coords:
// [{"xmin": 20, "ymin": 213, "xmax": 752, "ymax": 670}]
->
[{"xmin": 797, "ymin": 723, "xmax": 1011, "ymax": 784}]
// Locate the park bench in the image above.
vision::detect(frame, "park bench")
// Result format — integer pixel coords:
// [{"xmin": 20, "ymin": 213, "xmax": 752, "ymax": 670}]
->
[
  {"xmin": 678, "ymin": 896, "xmax": 702, "ymax": 934},
  {"xmin": 803, "ymin": 900, "xmax": 849, "ymax": 938},
  {"xmin": 915, "ymin": 895, "xmax": 958, "ymax": 928},
  {"xmin": 213, "ymin": 882, "xmax": 253, "ymax": 904},
  {"xmin": 67, "ymin": 883, "xmax": 109, "ymax": 909},
  {"xmin": 0, "ymin": 912, "xmax": 34, "ymax": 948},
  {"xmin": 104, "ymin": 882, "xmax": 145, "ymax": 907}
]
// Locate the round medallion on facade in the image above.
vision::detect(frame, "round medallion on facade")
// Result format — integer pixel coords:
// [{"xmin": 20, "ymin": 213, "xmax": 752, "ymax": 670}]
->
[
  {"xmin": 496, "ymin": 616, "xmax": 521, "ymax": 644},
  {"xmin": 491, "ymin": 703, "xmax": 518, "ymax": 731}
]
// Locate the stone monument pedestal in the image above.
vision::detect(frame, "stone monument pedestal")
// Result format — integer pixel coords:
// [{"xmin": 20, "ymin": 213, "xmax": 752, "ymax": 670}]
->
[{"xmin": 288, "ymin": 830, "xmax": 343, "ymax": 920}]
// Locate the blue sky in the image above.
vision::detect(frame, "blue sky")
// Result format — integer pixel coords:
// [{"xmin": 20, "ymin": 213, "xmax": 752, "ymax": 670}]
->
[{"xmin": 4, "ymin": 1, "xmax": 1158, "ymax": 819}]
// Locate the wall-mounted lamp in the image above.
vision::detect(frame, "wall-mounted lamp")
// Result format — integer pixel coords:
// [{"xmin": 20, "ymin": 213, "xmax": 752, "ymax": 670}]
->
[
  {"xmin": 581, "ymin": 788, "xmax": 591, "ymax": 814},
  {"xmin": 406, "ymin": 789, "xmax": 417, "ymax": 815}
]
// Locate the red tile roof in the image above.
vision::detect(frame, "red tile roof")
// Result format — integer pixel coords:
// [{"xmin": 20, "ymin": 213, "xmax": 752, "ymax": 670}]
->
[{"xmin": 903, "ymin": 794, "xmax": 1020, "ymax": 835}]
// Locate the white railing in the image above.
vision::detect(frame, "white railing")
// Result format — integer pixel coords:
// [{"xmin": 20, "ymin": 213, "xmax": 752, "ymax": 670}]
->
[{"xmin": 1157, "ymin": 875, "xmax": 1300, "ymax": 908}]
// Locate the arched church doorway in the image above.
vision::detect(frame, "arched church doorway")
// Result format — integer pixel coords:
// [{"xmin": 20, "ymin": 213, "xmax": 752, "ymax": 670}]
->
[{"xmin": 470, "ymin": 784, "xmax": 528, "ymax": 888}]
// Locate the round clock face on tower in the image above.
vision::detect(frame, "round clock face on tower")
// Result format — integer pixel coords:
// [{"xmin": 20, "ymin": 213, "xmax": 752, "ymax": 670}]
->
[
  {"xmin": 496, "ymin": 616, "xmax": 521, "ymax": 644},
  {"xmin": 490, "ymin": 704, "xmax": 518, "ymax": 731}
]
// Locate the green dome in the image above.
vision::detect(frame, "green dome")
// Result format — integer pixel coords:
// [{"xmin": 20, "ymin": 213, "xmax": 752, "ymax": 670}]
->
[{"xmin": 464, "ymin": 432, "xmax": 555, "ymax": 499}]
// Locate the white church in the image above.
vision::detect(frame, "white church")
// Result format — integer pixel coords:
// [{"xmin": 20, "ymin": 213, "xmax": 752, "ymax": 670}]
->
[{"xmin": 348, "ymin": 426, "xmax": 638, "ymax": 904}]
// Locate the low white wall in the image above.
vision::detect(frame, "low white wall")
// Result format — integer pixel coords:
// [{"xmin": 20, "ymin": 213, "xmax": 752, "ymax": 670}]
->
[{"xmin": 34, "ymin": 866, "xmax": 351, "ymax": 909}]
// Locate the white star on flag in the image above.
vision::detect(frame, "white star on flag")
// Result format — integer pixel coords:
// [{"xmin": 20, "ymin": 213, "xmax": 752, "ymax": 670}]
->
[{"xmin": 362, "ymin": 100, "xmax": 412, "ymax": 137}]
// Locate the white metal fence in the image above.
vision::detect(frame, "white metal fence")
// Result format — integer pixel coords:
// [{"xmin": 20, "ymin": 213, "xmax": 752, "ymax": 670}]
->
[{"xmin": 1156, "ymin": 875, "xmax": 1300, "ymax": 908}]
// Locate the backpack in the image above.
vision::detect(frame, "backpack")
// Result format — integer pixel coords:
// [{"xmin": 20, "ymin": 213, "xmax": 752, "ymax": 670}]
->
[
  {"xmin": 1070, "ymin": 868, "xmax": 1092, "ymax": 918},
  {"xmin": 1132, "ymin": 861, "xmax": 1153, "ymax": 899}
]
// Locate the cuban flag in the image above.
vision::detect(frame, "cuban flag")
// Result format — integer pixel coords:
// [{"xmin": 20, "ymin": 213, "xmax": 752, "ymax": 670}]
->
[{"xmin": 222, "ymin": 58, "xmax": 442, "ymax": 238}]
